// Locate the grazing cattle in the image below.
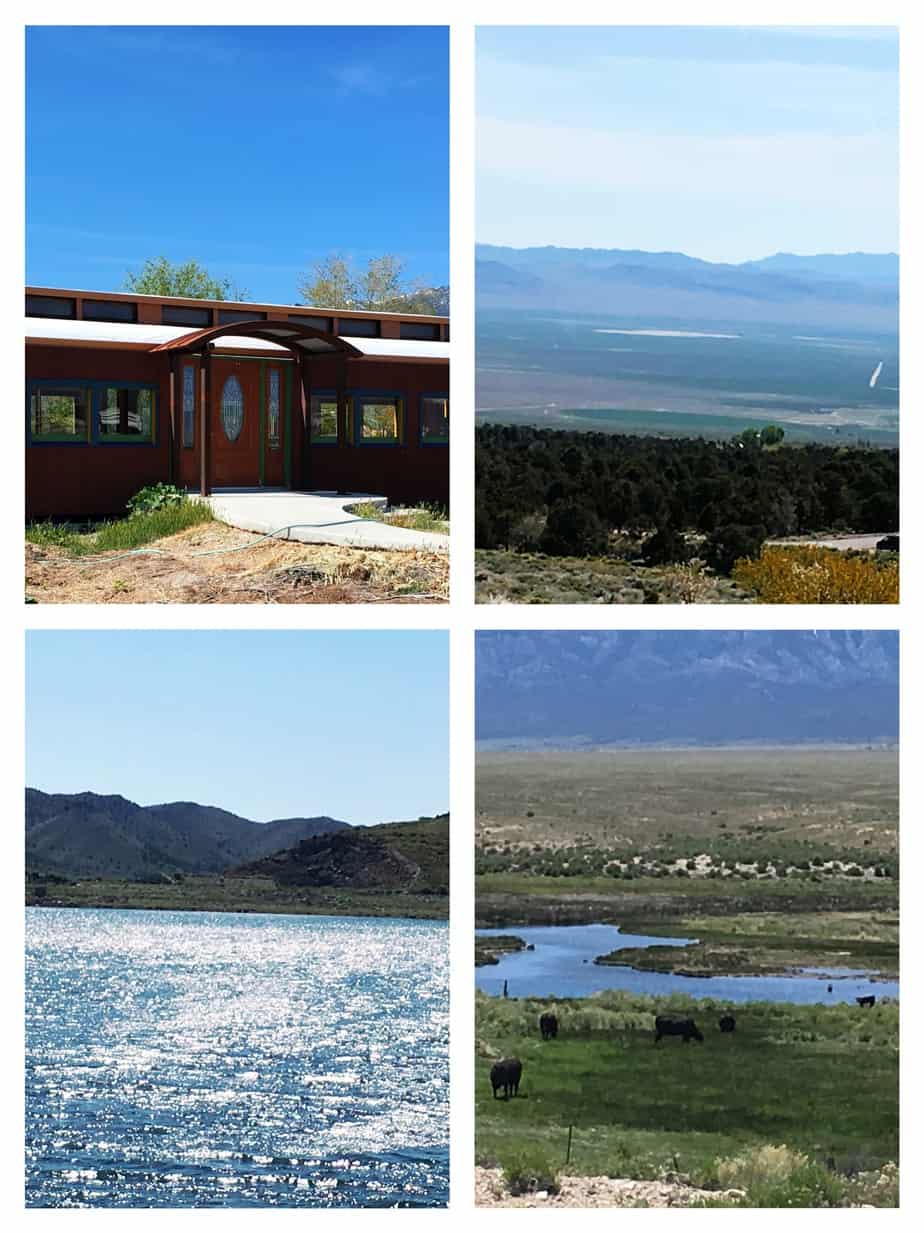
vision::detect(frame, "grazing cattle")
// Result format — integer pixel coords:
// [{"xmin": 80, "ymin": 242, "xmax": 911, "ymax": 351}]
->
[
  {"xmin": 718, "ymin": 1013, "xmax": 736, "ymax": 1033},
  {"xmin": 654, "ymin": 1015, "xmax": 704, "ymax": 1044},
  {"xmin": 539, "ymin": 1012, "xmax": 559, "ymax": 1040},
  {"xmin": 856, "ymin": 995, "xmax": 876, "ymax": 1008},
  {"xmin": 490, "ymin": 1057, "xmax": 523, "ymax": 1099}
]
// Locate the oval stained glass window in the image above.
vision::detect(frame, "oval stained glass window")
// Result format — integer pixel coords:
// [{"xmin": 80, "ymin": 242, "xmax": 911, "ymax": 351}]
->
[{"xmin": 220, "ymin": 375, "xmax": 244, "ymax": 442}]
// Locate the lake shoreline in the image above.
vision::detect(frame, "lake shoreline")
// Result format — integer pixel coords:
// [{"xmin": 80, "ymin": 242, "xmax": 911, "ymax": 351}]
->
[{"xmin": 26, "ymin": 892, "xmax": 448, "ymax": 922}]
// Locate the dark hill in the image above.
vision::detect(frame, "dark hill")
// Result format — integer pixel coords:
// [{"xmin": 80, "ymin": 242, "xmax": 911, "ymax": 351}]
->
[
  {"xmin": 230, "ymin": 814, "xmax": 449, "ymax": 895},
  {"xmin": 25, "ymin": 788, "xmax": 349, "ymax": 880}
]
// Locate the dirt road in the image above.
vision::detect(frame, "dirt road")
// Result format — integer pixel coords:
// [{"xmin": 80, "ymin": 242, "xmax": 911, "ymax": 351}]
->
[{"xmin": 767, "ymin": 534, "xmax": 889, "ymax": 552}]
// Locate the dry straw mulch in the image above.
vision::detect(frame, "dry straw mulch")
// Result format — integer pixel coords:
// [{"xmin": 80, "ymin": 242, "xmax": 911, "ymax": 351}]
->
[{"xmin": 25, "ymin": 522, "xmax": 448, "ymax": 605}]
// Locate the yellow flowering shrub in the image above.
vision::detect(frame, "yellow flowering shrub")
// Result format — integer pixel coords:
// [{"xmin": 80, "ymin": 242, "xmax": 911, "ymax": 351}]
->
[{"xmin": 732, "ymin": 547, "xmax": 898, "ymax": 604}]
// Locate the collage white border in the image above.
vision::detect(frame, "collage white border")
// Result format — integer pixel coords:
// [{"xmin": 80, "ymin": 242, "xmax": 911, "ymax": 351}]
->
[{"xmin": 3, "ymin": 0, "xmax": 921, "ymax": 1224}]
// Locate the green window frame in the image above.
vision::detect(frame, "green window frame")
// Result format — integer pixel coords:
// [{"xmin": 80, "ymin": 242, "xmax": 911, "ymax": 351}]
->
[
  {"xmin": 420, "ymin": 394, "xmax": 449, "ymax": 444},
  {"xmin": 29, "ymin": 385, "xmax": 92, "ymax": 442},
  {"xmin": 310, "ymin": 393, "xmax": 345, "ymax": 445},
  {"xmin": 357, "ymin": 395, "xmax": 403, "ymax": 445},
  {"xmin": 98, "ymin": 386, "xmax": 156, "ymax": 443}
]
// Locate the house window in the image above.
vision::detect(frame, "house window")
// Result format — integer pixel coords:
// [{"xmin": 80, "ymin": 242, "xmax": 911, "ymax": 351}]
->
[
  {"xmin": 29, "ymin": 385, "xmax": 90, "ymax": 440},
  {"xmin": 292, "ymin": 314, "xmax": 333, "ymax": 333},
  {"xmin": 26, "ymin": 294, "xmax": 76, "ymax": 319},
  {"xmin": 267, "ymin": 370, "xmax": 280, "ymax": 449},
  {"xmin": 357, "ymin": 396, "xmax": 402, "ymax": 443},
  {"xmin": 338, "ymin": 317, "xmax": 380, "ymax": 338},
  {"xmin": 162, "ymin": 304, "xmax": 212, "ymax": 327},
  {"xmin": 99, "ymin": 386, "xmax": 155, "ymax": 441},
  {"xmin": 182, "ymin": 365, "xmax": 196, "ymax": 448},
  {"xmin": 400, "ymin": 322, "xmax": 441, "ymax": 341},
  {"xmin": 82, "ymin": 299, "xmax": 138, "ymax": 323},
  {"xmin": 218, "ymin": 308, "xmax": 267, "ymax": 324},
  {"xmin": 420, "ymin": 395, "xmax": 449, "ymax": 443},
  {"xmin": 310, "ymin": 394, "xmax": 340, "ymax": 444},
  {"xmin": 221, "ymin": 375, "xmax": 245, "ymax": 442}
]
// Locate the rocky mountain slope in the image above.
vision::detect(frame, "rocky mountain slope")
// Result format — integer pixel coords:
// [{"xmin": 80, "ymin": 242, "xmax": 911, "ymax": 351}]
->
[{"xmin": 230, "ymin": 814, "xmax": 449, "ymax": 895}]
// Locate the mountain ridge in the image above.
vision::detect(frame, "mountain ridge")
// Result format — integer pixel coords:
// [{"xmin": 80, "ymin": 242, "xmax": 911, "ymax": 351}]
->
[
  {"xmin": 25, "ymin": 788, "xmax": 351, "ymax": 880},
  {"xmin": 476, "ymin": 632, "xmax": 899, "ymax": 746},
  {"xmin": 476, "ymin": 244, "xmax": 898, "ymax": 329}
]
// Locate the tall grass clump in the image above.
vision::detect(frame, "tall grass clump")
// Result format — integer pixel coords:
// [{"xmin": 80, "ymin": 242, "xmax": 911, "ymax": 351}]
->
[
  {"xmin": 500, "ymin": 1149, "xmax": 561, "ymax": 1196},
  {"xmin": 351, "ymin": 500, "xmax": 448, "ymax": 533},
  {"xmin": 704, "ymin": 1144, "xmax": 845, "ymax": 1208},
  {"xmin": 26, "ymin": 496, "xmax": 213, "ymax": 557},
  {"xmin": 733, "ymin": 547, "xmax": 898, "ymax": 604},
  {"xmin": 92, "ymin": 500, "xmax": 214, "ymax": 550}
]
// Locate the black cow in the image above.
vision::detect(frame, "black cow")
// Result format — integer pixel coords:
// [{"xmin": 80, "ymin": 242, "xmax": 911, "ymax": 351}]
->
[
  {"xmin": 718, "ymin": 1013, "xmax": 736, "ymax": 1033},
  {"xmin": 490, "ymin": 1057, "xmax": 523, "ymax": 1099},
  {"xmin": 539, "ymin": 1012, "xmax": 558, "ymax": 1040},
  {"xmin": 856, "ymin": 995, "xmax": 876, "ymax": 1008},
  {"xmin": 654, "ymin": 1015, "xmax": 704, "ymax": 1044}
]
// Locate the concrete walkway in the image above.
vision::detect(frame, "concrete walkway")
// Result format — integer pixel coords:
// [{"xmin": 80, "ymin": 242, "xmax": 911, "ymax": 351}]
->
[{"xmin": 201, "ymin": 489, "xmax": 450, "ymax": 553}]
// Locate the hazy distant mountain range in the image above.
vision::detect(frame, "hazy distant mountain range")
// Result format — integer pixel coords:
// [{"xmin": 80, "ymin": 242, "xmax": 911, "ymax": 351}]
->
[
  {"xmin": 25, "ymin": 789, "xmax": 349, "ymax": 880},
  {"xmin": 476, "ymin": 631, "xmax": 899, "ymax": 746},
  {"xmin": 476, "ymin": 245, "xmax": 898, "ymax": 330}
]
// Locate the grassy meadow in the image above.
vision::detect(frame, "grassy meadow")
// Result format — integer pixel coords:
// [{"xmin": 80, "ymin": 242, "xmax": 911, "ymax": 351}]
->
[
  {"xmin": 476, "ymin": 988, "xmax": 898, "ymax": 1204},
  {"xmin": 475, "ymin": 747, "xmax": 899, "ymax": 1201}
]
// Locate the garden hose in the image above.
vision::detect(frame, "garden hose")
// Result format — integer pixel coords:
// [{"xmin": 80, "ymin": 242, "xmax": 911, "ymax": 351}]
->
[{"xmin": 34, "ymin": 521, "xmax": 441, "ymax": 567}]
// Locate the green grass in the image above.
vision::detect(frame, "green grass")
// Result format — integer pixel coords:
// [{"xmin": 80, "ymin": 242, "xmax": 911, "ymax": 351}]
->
[
  {"xmin": 26, "ymin": 500, "xmax": 214, "ymax": 556},
  {"xmin": 352, "ymin": 500, "xmax": 449, "ymax": 534},
  {"xmin": 595, "ymin": 909, "xmax": 898, "ymax": 979},
  {"xmin": 476, "ymin": 989, "xmax": 898, "ymax": 1188},
  {"xmin": 476, "ymin": 934, "xmax": 527, "ymax": 967},
  {"xmin": 476, "ymin": 871, "xmax": 897, "ymax": 927}
]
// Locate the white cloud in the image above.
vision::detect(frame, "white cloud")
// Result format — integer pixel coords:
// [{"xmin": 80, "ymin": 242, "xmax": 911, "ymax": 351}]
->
[
  {"xmin": 476, "ymin": 117, "xmax": 897, "ymax": 259},
  {"xmin": 479, "ymin": 116, "xmax": 896, "ymax": 200}
]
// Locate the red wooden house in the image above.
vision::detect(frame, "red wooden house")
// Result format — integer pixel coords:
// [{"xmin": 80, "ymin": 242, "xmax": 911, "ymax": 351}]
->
[{"xmin": 26, "ymin": 287, "xmax": 449, "ymax": 520}]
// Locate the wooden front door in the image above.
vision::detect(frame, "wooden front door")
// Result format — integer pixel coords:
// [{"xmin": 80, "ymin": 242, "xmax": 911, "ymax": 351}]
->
[
  {"xmin": 212, "ymin": 358, "xmax": 261, "ymax": 487},
  {"xmin": 263, "ymin": 362, "xmax": 286, "ymax": 487}
]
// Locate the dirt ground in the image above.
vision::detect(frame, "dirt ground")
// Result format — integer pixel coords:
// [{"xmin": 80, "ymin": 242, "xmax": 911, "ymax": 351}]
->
[
  {"xmin": 25, "ymin": 522, "xmax": 449, "ymax": 604},
  {"xmin": 474, "ymin": 1167, "xmax": 739, "ymax": 1208}
]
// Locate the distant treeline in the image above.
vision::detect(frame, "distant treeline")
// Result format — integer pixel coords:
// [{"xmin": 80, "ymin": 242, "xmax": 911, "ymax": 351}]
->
[{"xmin": 475, "ymin": 424, "xmax": 898, "ymax": 567}]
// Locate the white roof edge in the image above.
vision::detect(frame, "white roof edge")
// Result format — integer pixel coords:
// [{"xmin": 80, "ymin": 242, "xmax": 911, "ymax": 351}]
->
[
  {"xmin": 26, "ymin": 286, "xmax": 448, "ymax": 322},
  {"xmin": 25, "ymin": 316, "xmax": 450, "ymax": 360}
]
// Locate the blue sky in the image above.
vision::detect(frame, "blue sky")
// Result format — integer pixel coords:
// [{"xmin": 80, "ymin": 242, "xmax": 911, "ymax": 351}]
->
[
  {"xmin": 26, "ymin": 26, "xmax": 448, "ymax": 300},
  {"xmin": 26, "ymin": 631, "xmax": 448, "ymax": 826},
  {"xmin": 477, "ymin": 25, "xmax": 898, "ymax": 261}
]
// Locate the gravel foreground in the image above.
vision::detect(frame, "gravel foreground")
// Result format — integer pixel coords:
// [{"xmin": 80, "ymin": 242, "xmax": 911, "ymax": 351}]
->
[{"xmin": 475, "ymin": 1167, "xmax": 741, "ymax": 1208}]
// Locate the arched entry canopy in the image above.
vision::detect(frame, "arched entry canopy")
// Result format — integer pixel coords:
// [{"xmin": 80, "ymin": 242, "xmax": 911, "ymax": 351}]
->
[
  {"xmin": 150, "ymin": 317, "xmax": 363, "ymax": 359},
  {"xmin": 153, "ymin": 319, "xmax": 359, "ymax": 495}
]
